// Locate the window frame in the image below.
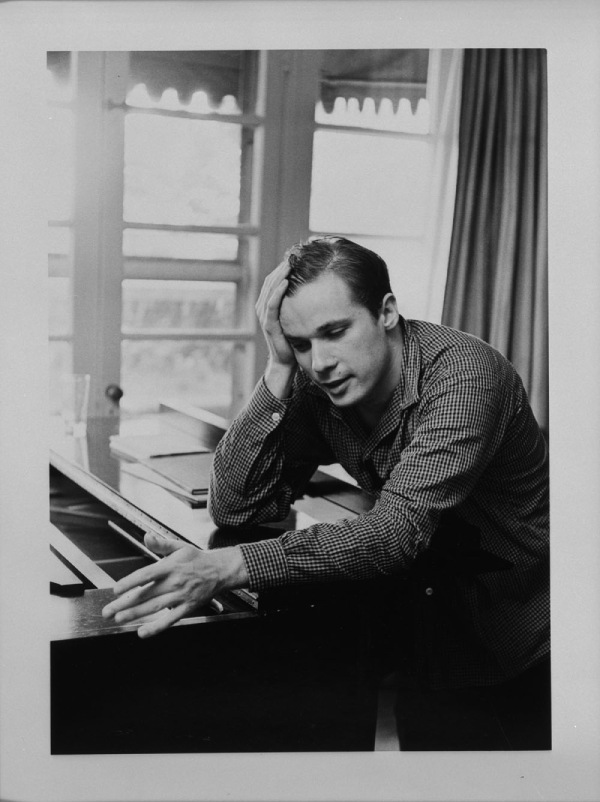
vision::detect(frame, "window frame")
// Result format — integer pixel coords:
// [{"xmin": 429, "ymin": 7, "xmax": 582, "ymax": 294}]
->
[{"xmin": 48, "ymin": 49, "xmax": 456, "ymax": 420}]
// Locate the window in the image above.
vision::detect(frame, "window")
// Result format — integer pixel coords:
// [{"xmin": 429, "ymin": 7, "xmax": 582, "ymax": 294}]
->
[
  {"xmin": 309, "ymin": 49, "xmax": 434, "ymax": 317},
  {"xmin": 47, "ymin": 50, "xmax": 459, "ymax": 421}
]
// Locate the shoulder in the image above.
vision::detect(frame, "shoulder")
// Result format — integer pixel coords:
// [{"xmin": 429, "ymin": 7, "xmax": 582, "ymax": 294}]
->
[{"xmin": 406, "ymin": 319, "xmax": 517, "ymax": 387}]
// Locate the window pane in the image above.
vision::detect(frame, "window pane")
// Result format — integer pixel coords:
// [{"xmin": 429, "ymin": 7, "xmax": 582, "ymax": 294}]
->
[
  {"xmin": 121, "ymin": 340, "xmax": 234, "ymax": 416},
  {"xmin": 122, "ymin": 280, "xmax": 237, "ymax": 331},
  {"xmin": 315, "ymin": 49, "xmax": 430, "ymax": 134},
  {"xmin": 351, "ymin": 237, "xmax": 429, "ymax": 319},
  {"xmin": 123, "ymin": 114, "xmax": 242, "ymax": 226},
  {"xmin": 48, "ymin": 107, "xmax": 75, "ymax": 221},
  {"xmin": 49, "ymin": 277, "xmax": 72, "ymax": 336},
  {"xmin": 127, "ymin": 51, "xmax": 258, "ymax": 115},
  {"xmin": 49, "ymin": 341, "xmax": 73, "ymax": 416},
  {"xmin": 123, "ymin": 229, "xmax": 239, "ymax": 261},
  {"xmin": 310, "ymin": 130, "xmax": 432, "ymax": 237}
]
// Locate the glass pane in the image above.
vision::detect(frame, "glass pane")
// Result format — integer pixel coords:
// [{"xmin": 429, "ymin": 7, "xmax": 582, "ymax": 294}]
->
[
  {"xmin": 121, "ymin": 340, "xmax": 234, "ymax": 416},
  {"xmin": 127, "ymin": 51, "xmax": 258, "ymax": 115},
  {"xmin": 316, "ymin": 49, "xmax": 430, "ymax": 134},
  {"xmin": 122, "ymin": 280, "xmax": 237, "ymax": 331},
  {"xmin": 310, "ymin": 130, "xmax": 432, "ymax": 237},
  {"xmin": 49, "ymin": 341, "xmax": 73, "ymax": 416},
  {"xmin": 47, "ymin": 52, "xmax": 75, "ymax": 104},
  {"xmin": 48, "ymin": 107, "xmax": 75, "ymax": 221},
  {"xmin": 49, "ymin": 277, "xmax": 72, "ymax": 336},
  {"xmin": 123, "ymin": 229, "xmax": 239, "ymax": 261},
  {"xmin": 351, "ymin": 237, "xmax": 429, "ymax": 319},
  {"xmin": 123, "ymin": 113, "xmax": 242, "ymax": 226}
]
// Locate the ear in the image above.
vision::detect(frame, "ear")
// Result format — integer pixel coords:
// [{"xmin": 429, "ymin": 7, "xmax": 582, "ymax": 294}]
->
[{"xmin": 380, "ymin": 293, "xmax": 400, "ymax": 331}]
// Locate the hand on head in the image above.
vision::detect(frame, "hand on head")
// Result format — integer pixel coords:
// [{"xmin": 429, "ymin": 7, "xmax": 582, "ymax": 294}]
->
[
  {"xmin": 255, "ymin": 260, "xmax": 297, "ymax": 367},
  {"xmin": 256, "ymin": 260, "xmax": 297, "ymax": 398}
]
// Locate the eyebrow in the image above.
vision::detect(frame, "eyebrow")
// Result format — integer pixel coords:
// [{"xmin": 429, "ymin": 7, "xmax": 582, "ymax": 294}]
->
[{"xmin": 282, "ymin": 318, "xmax": 352, "ymax": 341}]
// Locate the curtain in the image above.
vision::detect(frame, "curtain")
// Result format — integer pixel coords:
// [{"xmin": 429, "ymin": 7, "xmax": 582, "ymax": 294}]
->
[
  {"xmin": 441, "ymin": 50, "xmax": 548, "ymax": 432},
  {"xmin": 422, "ymin": 49, "xmax": 463, "ymax": 323}
]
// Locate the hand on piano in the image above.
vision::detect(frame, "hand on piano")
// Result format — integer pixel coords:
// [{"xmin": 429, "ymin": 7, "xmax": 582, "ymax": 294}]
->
[{"xmin": 101, "ymin": 532, "xmax": 249, "ymax": 637}]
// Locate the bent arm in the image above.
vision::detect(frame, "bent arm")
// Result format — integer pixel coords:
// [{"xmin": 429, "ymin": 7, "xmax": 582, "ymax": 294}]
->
[
  {"xmin": 208, "ymin": 377, "xmax": 333, "ymax": 527},
  {"xmin": 238, "ymin": 372, "xmax": 514, "ymax": 590}
]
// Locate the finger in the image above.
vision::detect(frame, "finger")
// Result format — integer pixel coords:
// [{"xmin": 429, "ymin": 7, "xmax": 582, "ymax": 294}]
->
[
  {"xmin": 138, "ymin": 603, "xmax": 189, "ymax": 639},
  {"xmin": 111, "ymin": 588, "xmax": 182, "ymax": 626},
  {"xmin": 256, "ymin": 261, "xmax": 290, "ymax": 311},
  {"xmin": 102, "ymin": 580, "xmax": 158, "ymax": 619},
  {"xmin": 108, "ymin": 557, "xmax": 172, "ymax": 599},
  {"xmin": 268, "ymin": 276, "xmax": 289, "ymax": 306},
  {"xmin": 262, "ymin": 278, "xmax": 288, "ymax": 321},
  {"xmin": 144, "ymin": 531, "xmax": 185, "ymax": 557}
]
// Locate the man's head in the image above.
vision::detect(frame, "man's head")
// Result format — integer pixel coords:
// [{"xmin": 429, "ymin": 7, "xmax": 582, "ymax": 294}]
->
[
  {"xmin": 279, "ymin": 237, "xmax": 403, "ymax": 419},
  {"xmin": 283, "ymin": 236, "xmax": 393, "ymax": 318}
]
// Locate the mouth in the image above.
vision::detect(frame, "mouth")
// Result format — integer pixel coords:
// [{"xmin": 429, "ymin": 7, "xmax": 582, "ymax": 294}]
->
[{"xmin": 320, "ymin": 377, "xmax": 350, "ymax": 395}]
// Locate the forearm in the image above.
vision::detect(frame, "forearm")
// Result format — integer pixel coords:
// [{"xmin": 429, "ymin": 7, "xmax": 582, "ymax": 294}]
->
[
  {"xmin": 264, "ymin": 359, "xmax": 296, "ymax": 400},
  {"xmin": 237, "ymin": 501, "xmax": 424, "ymax": 592},
  {"xmin": 208, "ymin": 378, "xmax": 298, "ymax": 526}
]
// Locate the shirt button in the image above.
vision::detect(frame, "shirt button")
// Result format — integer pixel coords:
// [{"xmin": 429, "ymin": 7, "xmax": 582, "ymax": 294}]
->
[
  {"xmin": 425, "ymin": 587, "xmax": 434, "ymax": 596},
  {"xmin": 271, "ymin": 412, "xmax": 281, "ymax": 423}
]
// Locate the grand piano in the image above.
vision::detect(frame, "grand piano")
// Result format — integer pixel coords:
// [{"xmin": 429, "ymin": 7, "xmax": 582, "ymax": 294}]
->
[{"xmin": 49, "ymin": 403, "xmax": 384, "ymax": 754}]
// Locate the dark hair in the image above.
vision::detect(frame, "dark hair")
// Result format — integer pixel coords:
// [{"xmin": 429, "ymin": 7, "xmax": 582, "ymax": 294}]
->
[{"xmin": 283, "ymin": 236, "xmax": 392, "ymax": 318}]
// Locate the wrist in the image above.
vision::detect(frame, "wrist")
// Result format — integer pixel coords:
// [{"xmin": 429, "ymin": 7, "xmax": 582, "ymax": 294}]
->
[
  {"xmin": 264, "ymin": 360, "xmax": 296, "ymax": 399},
  {"xmin": 214, "ymin": 546, "xmax": 249, "ymax": 591}
]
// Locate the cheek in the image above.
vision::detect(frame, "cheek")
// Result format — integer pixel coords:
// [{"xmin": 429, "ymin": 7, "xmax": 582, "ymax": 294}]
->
[{"xmin": 295, "ymin": 353, "xmax": 313, "ymax": 373}]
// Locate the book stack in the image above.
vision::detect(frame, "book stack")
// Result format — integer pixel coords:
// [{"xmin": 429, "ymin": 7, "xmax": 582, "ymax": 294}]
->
[{"xmin": 110, "ymin": 433, "xmax": 213, "ymax": 506}]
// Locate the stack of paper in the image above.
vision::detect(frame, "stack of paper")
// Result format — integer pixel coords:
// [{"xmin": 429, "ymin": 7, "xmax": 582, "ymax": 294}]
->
[
  {"xmin": 141, "ymin": 452, "xmax": 215, "ymax": 496},
  {"xmin": 120, "ymin": 461, "xmax": 208, "ymax": 507},
  {"xmin": 110, "ymin": 433, "xmax": 210, "ymax": 462}
]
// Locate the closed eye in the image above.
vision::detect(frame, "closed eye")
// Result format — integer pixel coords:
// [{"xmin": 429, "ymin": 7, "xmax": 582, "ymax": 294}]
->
[
  {"xmin": 327, "ymin": 327, "xmax": 347, "ymax": 339},
  {"xmin": 286, "ymin": 323, "xmax": 350, "ymax": 353}
]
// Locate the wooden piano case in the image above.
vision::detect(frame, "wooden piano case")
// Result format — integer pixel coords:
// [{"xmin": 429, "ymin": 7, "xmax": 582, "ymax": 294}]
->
[{"xmin": 49, "ymin": 417, "xmax": 379, "ymax": 754}]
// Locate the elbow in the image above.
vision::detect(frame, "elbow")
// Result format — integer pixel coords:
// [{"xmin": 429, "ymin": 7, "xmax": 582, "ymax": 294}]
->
[
  {"xmin": 208, "ymin": 488, "xmax": 269, "ymax": 528},
  {"xmin": 207, "ymin": 491, "xmax": 233, "ymax": 528}
]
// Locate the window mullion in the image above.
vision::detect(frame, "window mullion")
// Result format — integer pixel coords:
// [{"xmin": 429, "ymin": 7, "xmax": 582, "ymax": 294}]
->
[
  {"xmin": 72, "ymin": 52, "xmax": 129, "ymax": 416},
  {"xmin": 250, "ymin": 50, "xmax": 322, "ymax": 387},
  {"xmin": 277, "ymin": 51, "xmax": 322, "ymax": 252}
]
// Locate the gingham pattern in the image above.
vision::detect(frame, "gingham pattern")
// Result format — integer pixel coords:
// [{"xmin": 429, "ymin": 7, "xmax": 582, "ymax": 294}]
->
[{"xmin": 209, "ymin": 319, "xmax": 550, "ymax": 688}]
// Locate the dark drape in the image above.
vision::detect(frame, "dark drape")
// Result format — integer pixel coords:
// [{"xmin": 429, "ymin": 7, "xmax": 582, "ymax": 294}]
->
[{"xmin": 442, "ymin": 50, "xmax": 548, "ymax": 432}]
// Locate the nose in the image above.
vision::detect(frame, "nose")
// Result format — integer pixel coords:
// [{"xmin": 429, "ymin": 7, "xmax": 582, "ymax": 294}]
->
[{"xmin": 311, "ymin": 341, "xmax": 336, "ymax": 375}]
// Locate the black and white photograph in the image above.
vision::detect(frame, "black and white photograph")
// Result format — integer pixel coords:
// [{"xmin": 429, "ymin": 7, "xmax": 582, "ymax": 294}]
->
[{"xmin": 1, "ymin": 2, "xmax": 599, "ymax": 801}]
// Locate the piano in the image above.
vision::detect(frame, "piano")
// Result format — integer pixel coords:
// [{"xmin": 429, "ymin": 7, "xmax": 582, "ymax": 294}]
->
[{"xmin": 49, "ymin": 403, "xmax": 382, "ymax": 754}]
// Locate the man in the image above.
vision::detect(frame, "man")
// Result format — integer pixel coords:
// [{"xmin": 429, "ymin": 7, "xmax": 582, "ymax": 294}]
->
[{"xmin": 103, "ymin": 237, "xmax": 550, "ymax": 750}]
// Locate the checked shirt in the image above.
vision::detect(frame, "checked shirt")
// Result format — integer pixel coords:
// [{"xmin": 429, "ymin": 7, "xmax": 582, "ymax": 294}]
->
[{"xmin": 209, "ymin": 318, "xmax": 550, "ymax": 689}]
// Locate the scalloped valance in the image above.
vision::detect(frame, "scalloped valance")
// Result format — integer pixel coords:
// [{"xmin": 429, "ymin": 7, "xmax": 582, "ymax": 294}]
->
[{"xmin": 48, "ymin": 49, "xmax": 430, "ymax": 114}]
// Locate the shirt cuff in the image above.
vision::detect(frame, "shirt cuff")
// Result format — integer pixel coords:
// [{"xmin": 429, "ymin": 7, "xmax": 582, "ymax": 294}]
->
[
  {"xmin": 239, "ymin": 377, "xmax": 289, "ymax": 436},
  {"xmin": 239, "ymin": 537, "xmax": 290, "ymax": 591}
]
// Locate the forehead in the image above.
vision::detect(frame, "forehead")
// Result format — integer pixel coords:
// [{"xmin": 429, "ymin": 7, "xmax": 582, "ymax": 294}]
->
[{"xmin": 280, "ymin": 271, "xmax": 365, "ymax": 336}]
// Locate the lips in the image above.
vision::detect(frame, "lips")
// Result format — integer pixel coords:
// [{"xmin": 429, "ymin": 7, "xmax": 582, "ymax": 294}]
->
[{"xmin": 321, "ymin": 377, "xmax": 349, "ymax": 393}]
